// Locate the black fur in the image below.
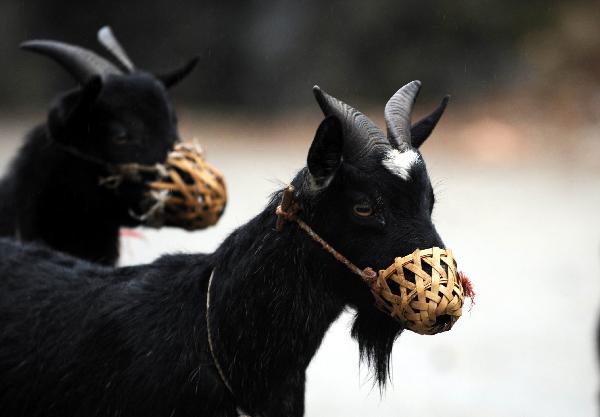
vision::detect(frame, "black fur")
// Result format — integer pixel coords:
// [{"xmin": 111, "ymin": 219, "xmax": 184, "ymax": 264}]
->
[
  {"xmin": 0, "ymin": 88, "xmax": 447, "ymax": 416},
  {"xmin": 0, "ymin": 37, "xmax": 197, "ymax": 265}
]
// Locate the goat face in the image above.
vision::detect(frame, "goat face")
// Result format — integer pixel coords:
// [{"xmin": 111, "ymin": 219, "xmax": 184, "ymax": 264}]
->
[
  {"xmin": 46, "ymin": 73, "xmax": 178, "ymax": 167},
  {"xmin": 74, "ymin": 73, "xmax": 178, "ymax": 165},
  {"xmin": 21, "ymin": 30, "xmax": 197, "ymax": 226},
  {"xmin": 298, "ymin": 81, "xmax": 448, "ymax": 276},
  {"xmin": 293, "ymin": 81, "xmax": 449, "ymax": 385},
  {"xmin": 23, "ymin": 29, "xmax": 197, "ymax": 167}
]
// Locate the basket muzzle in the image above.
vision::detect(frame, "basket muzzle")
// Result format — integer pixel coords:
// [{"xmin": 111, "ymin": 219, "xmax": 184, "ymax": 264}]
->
[
  {"xmin": 371, "ymin": 247, "xmax": 464, "ymax": 335},
  {"xmin": 119, "ymin": 142, "xmax": 227, "ymax": 230},
  {"xmin": 146, "ymin": 142, "xmax": 227, "ymax": 230},
  {"xmin": 275, "ymin": 186, "xmax": 469, "ymax": 336}
]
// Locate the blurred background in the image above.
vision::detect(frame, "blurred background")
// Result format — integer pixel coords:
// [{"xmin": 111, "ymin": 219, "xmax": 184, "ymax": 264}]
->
[{"xmin": 0, "ymin": 1, "xmax": 599, "ymax": 416}]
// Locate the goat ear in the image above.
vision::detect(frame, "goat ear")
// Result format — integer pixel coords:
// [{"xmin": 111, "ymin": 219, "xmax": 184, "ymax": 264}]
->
[
  {"xmin": 409, "ymin": 95, "xmax": 449, "ymax": 148},
  {"xmin": 47, "ymin": 76, "xmax": 103, "ymax": 142},
  {"xmin": 156, "ymin": 57, "xmax": 199, "ymax": 89},
  {"xmin": 307, "ymin": 116, "xmax": 343, "ymax": 190}
]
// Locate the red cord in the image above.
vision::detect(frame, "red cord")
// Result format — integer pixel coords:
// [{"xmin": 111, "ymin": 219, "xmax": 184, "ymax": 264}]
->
[{"xmin": 459, "ymin": 271, "xmax": 476, "ymax": 310}]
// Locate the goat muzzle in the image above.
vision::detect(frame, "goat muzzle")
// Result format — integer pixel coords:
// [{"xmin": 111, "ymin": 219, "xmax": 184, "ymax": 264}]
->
[
  {"xmin": 108, "ymin": 142, "xmax": 227, "ymax": 230},
  {"xmin": 371, "ymin": 247, "xmax": 466, "ymax": 335},
  {"xmin": 276, "ymin": 186, "xmax": 471, "ymax": 336}
]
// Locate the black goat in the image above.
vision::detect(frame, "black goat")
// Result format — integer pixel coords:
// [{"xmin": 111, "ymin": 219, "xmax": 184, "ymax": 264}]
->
[
  {"xmin": 0, "ymin": 27, "xmax": 198, "ymax": 265},
  {"xmin": 0, "ymin": 81, "xmax": 450, "ymax": 417}
]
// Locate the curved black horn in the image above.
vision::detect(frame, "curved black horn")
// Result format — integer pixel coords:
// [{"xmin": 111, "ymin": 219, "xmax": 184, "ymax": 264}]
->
[
  {"xmin": 156, "ymin": 57, "xmax": 199, "ymax": 88},
  {"xmin": 384, "ymin": 80, "xmax": 421, "ymax": 149},
  {"xmin": 312, "ymin": 85, "xmax": 388, "ymax": 161},
  {"xmin": 20, "ymin": 40, "xmax": 122, "ymax": 84},
  {"xmin": 97, "ymin": 26, "xmax": 135, "ymax": 72}
]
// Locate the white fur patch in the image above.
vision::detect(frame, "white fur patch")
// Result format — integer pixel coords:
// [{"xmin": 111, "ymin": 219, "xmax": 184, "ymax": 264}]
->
[
  {"xmin": 382, "ymin": 149, "xmax": 419, "ymax": 180},
  {"xmin": 308, "ymin": 174, "xmax": 333, "ymax": 191}
]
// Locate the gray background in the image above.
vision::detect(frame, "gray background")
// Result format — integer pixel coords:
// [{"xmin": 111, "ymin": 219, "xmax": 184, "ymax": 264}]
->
[{"xmin": 1, "ymin": 1, "xmax": 599, "ymax": 416}]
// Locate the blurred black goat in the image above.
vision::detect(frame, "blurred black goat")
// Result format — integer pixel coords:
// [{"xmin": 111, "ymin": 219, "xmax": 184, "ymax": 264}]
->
[
  {"xmin": 0, "ymin": 27, "xmax": 198, "ymax": 265},
  {"xmin": 0, "ymin": 81, "xmax": 450, "ymax": 417}
]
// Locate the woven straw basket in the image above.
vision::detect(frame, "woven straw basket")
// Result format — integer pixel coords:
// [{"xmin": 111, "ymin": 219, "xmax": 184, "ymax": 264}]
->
[
  {"xmin": 372, "ymin": 247, "xmax": 464, "ymax": 335},
  {"xmin": 144, "ymin": 142, "xmax": 227, "ymax": 230}
]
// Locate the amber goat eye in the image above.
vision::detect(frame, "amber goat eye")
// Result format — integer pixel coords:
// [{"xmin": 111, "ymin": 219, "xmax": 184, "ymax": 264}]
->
[{"xmin": 353, "ymin": 204, "xmax": 373, "ymax": 217}]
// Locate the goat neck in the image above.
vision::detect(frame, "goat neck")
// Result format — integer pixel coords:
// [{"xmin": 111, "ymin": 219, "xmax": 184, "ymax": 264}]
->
[{"xmin": 207, "ymin": 195, "xmax": 351, "ymax": 416}]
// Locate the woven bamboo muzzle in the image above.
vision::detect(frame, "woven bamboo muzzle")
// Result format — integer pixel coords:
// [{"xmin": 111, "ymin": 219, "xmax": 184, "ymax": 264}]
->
[
  {"xmin": 275, "ymin": 187, "xmax": 469, "ymax": 336},
  {"xmin": 372, "ymin": 247, "xmax": 464, "ymax": 335},
  {"xmin": 140, "ymin": 142, "xmax": 227, "ymax": 230}
]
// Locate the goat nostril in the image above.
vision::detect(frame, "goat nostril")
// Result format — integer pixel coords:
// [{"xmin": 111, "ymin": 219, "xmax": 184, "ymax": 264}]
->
[
  {"xmin": 433, "ymin": 314, "xmax": 452, "ymax": 332},
  {"xmin": 436, "ymin": 314, "xmax": 451, "ymax": 326}
]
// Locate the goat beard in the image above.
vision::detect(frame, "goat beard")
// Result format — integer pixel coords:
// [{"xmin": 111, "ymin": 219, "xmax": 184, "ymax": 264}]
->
[{"xmin": 350, "ymin": 305, "xmax": 404, "ymax": 389}]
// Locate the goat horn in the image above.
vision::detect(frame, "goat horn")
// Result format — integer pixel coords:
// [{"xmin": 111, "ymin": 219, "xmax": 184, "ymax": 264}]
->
[
  {"xmin": 313, "ymin": 85, "xmax": 388, "ymax": 161},
  {"xmin": 97, "ymin": 26, "xmax": 135, "ymax": 73},
  {"xmin": 20, "ymin": 39, "xmax": 122, "ymax": 83},
  {"xmin": 384, "ymin": 80, "xmax": 421, "ymax": 149}
]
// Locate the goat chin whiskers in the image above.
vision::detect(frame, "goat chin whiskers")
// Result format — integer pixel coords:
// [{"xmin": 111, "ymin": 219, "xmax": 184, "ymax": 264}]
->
[{"xmin": 382, "ymin": 148, "xmax": 419, "ymax": 181}]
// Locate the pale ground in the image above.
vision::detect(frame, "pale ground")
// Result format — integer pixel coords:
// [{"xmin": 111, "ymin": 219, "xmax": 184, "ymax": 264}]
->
[{"xmin": 0, "ymin": 103, "xmax": 599, "ymax": 417}]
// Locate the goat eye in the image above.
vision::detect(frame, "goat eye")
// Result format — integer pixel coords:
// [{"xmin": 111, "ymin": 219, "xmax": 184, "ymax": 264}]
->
[
  {"xmin": 353, "ymin": 203, "xmax": 373, "ymax": 217},
  {"xmin": 112, "ymin": 133, "xmax": 129, "ymax": 145}
]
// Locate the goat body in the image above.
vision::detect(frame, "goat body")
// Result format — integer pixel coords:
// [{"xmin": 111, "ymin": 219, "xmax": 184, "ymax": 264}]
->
[
  {"xmin": 0, "ymin": 81, "xmax": 452, "ymax": 416},
  {"xmin": 0, "ymin": 198, "xmax": 343, "ymax": 417},
  {"xmin": 0, "ymin": 125, "xmax": 140, "ymax": 264},
  {"xmin": 0, "ymin": 28, "xmax": 198, "ymax": 265}
]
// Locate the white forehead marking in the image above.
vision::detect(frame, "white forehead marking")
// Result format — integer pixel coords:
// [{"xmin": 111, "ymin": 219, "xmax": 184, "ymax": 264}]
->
[{"xmin": 382, "ymin": 149, "xmax": 419, "ymax": 180}]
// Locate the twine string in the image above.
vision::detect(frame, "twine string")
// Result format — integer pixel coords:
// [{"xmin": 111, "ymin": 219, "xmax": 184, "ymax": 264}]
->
[
  {"xmin": 55, "ymin": 141, "xmax": 168, "ymax": 189},
  {"xmin": 275, "ymin": 186, "xmax": 377, "ymax": 285},
  {"xmin": 206, "ymin": 270, "xmax": 252, "ymax": 417}
]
